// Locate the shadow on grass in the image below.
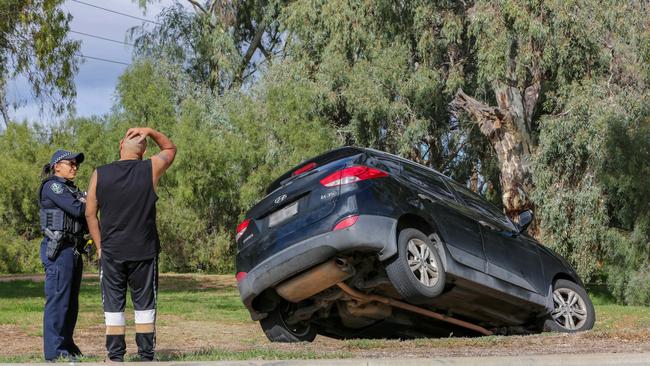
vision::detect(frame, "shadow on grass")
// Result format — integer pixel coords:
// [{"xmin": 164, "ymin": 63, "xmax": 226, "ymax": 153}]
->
[
  {"xmin": 586, "ymin": 284, "xmax": 617, "ymax": 306},
  {"xmin": 157, "ymin": 276, "xmax": 235, "ymax": 292}
]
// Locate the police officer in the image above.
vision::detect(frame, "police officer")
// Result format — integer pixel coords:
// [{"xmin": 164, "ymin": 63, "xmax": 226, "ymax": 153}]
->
[{"xmin": 39, "ymin": 149, "xmax": 88, "ymax": 362}]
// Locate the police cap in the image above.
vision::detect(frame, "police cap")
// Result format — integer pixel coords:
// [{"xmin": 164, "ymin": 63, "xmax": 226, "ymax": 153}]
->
[{"xmin": 50, "ymin": 149, "xmax": 85, "ymax": 166}]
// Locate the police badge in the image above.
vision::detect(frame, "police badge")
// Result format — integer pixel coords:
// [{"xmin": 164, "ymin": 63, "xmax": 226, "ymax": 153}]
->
[{"xmin": 50, "ymin": 182, "xmax": 64, "ymax": 194}]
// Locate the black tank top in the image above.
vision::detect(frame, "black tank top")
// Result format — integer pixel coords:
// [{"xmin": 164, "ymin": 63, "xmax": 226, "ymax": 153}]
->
[{"xmin": 97, "ymin": 159, "xmax": 160, "ymax": 260}]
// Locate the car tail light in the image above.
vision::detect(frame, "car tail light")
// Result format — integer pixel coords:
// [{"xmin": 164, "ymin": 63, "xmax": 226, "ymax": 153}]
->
[
  {"xmin": 333, "ymin": 215, "xmax": 359, "ymax": 231},
  {"xmin": 292, "ymin": 162, "xmax": 317, "ymax": 176},
  {"xmin": 236, "ymin": 219, "xmax": 251, "ymax": 241},
  {"xmin": 320, "ymin": 166, "xmax": 388, "ymax": 187},
  {"xmin": 236, "ymin": 272, "xmax": 247, "ymax": 281}
]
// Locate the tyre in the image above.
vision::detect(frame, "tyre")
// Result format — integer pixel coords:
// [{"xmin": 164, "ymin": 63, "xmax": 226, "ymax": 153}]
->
[
  {"xmin": 385, "ymin": 228, "xmax": 446, "ymax": 304},
  {"xmin": 543, "ymin": 279, "xmax": 595, "ymax": 332},
  {"xmin": 259, "ymin": 303, "xmax": 317, "ymax": 342}
]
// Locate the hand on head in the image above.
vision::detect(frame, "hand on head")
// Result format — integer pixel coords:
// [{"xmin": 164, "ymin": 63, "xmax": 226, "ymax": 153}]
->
[
  {"xmin": 121, "ymin": 128, "xmax": 149, "ymax": 158},
  {"xmin": 125, "ymin": 127, "xmax": 150, "ymax": 143}
]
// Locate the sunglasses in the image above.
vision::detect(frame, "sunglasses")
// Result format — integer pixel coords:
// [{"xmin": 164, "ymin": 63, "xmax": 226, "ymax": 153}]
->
[{"xmin": 58, "ymin": 160, "xmax": 78, "ymax": 168}]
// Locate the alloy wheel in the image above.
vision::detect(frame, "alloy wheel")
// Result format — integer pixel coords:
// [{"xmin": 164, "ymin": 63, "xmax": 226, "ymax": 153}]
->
[
  {"xmin": 551, "ymin": 288, "xmax": 588, "ymax": 330},
  {"xmin": 407, "ymin": 238, "xmax": 439, "ymax": 287}
]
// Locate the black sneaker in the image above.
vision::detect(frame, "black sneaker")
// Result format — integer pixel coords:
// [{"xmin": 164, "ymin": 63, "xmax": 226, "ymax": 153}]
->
[
  {"xmin": 45, "ymin": 355, "xmax": 79, "ymax": 363},
  {"xmin": 67, "ymin": 344, "xmax": 83, "ymax": 357}
]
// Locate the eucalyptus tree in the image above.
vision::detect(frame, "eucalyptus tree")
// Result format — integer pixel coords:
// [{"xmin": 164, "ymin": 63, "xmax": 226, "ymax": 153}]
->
[
  {"xmin": 0, "ymin": 0, "xmax": 79, "ymax": 127},
  {"xmin": 281, "ymin": 0, "xmax": 502, "ymax": 202},
  {"xmin": 280, "ymin": 0, "xmax": 649, "ymax": 219},
  {"xmin": 450, "ymin": 0, "xmax": 649, "ymax": 218},
  {"xmin": 132, "ymin": 0, "xmax": 285, "ymax": 93}
]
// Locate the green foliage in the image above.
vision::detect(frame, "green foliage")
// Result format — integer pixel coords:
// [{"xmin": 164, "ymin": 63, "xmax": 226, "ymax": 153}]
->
[
  {"xmin": 0, "ymin": 123, "xmax": 51, "ymax": 238},
  {"xmin": 131, "ymin": 1, "xmax": 285, "ymax": 92},
  {"xmin": 0, "ymin": 0, "xmax": 80, "ymax": 121},
  {"xmin": 116, "ymin": 60, "xmax": 176, "ymax": 128},
  {"xmin": 0, "ymin": 229, "xmax": 41, "ymax": 274},
  {"xmin": 534, "ymin": 81, "xmax": 650, "ymax": 301},
  {"xmin": 281, "ymin": 0, "xmax": 499, "ymax": 193}
]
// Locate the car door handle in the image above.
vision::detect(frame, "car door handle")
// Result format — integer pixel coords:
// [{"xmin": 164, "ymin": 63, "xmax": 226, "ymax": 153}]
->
[
  {"xmin": 418, "ymin": 193, "xmax": 436, "ymax": 203},
  {"xmin": 478, "ymin": 220, "xmax": 498, "ymax": 231}
]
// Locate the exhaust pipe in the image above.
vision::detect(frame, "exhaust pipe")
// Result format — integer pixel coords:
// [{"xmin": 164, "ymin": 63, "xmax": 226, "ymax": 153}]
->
[{"xmin": 276, "ymin": 257, "xmax": 354, "ymax": 303}]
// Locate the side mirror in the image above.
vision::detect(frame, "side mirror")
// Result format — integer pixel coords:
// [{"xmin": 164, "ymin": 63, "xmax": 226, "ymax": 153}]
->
[{"xmin": 518, "ymin": 210, "xmax": 533, "ymax": 233}]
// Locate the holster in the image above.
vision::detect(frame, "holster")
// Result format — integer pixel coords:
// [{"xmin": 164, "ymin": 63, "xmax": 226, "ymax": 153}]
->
[
  {"xmin": 45, "ymin": 238, "xmax": 62, "ymax": 261},
  {"xmin": 44, "ymin": 228, "xmax": 64, "ymax": 261}
]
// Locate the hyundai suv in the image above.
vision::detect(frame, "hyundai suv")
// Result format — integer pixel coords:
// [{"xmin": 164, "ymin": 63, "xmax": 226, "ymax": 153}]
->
[{"xmin": 235, "ymin": 147, "xmax": 595, "ymax": 342}]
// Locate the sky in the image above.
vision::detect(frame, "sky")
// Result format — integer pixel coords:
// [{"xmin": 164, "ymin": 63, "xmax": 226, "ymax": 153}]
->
[{"xmin": 6, "ymin": 0, "xmax": 183, "ymax": 124}]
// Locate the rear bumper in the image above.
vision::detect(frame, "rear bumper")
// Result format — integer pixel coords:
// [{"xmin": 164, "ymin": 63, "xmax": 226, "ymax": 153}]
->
[{"xmin": 236, "ymin": 214, "xmax": 398, "ymax": 320}]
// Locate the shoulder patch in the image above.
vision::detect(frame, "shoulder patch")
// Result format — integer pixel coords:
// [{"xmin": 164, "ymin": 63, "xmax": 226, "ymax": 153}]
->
[{"xmin": 50, "ymin": 182, "xmax": 64, "ymax": 195}]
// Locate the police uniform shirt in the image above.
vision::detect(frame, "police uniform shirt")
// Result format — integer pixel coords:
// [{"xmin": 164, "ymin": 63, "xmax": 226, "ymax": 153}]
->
[{"xmin": 40, "ymin": 176, "xmax": 86, "ymax": 219}]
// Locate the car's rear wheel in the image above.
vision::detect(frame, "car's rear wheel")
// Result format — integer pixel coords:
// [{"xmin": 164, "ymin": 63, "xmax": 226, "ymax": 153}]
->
[
  {"xmin": 543, "ymin": 279, "xmax": 595, "ymax": 332},
  {"xmin": 259, "ymin": 303, "xmax": 317, "ymax": 342},
  {"xmin": 385, "ymin": 228, "xmax": 446, "ymax": 304}
]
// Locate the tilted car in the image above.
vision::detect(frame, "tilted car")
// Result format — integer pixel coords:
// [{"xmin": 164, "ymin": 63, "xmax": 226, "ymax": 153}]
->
[{"xmin": 235, "ymin": 147, "xmax": 595, "ymax": 342}]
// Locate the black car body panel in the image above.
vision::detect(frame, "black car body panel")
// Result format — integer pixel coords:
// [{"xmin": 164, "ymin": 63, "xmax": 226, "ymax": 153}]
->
[{"xmin": 235, "ymin": 147, "xmax": 588, "ymax": 337}]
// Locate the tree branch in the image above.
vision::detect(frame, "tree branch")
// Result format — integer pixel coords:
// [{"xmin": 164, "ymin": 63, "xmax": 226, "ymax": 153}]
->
[
  {"xmin": 450, "ymin": 88, "xmax": 505, "ymax": 139},
  {"xmin": 0, "ymin": 86, "xmax": 10, "ymax": 129},
  {"xmin": 208, "ymin": 0, "xmax": 218, "ymax": 14},
  {"xmin": 258, "ymin": 43, "xmax": 271, "ymax": 59},
  {"xmin": 234, "ymin": 19, "xmax": 267, "ymax": 86},
  {"xmin": 186, "ymin": 0, "xmax": 208, "ymax": 16},
  {"xmin": 523, "ymin": 81, "xmax": 540, "ymax": 133}
]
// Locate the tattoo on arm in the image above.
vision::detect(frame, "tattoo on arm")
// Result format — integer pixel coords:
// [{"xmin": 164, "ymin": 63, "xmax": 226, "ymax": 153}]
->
[{"xmin": 157, "ymin": 151, "xmax": 171, "ymax": 164}]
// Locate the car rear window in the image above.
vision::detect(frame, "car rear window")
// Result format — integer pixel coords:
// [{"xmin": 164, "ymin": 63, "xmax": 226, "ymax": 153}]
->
[{"xmin": 265, "ymin": 147, "xmax": 364, "ymax": 194}]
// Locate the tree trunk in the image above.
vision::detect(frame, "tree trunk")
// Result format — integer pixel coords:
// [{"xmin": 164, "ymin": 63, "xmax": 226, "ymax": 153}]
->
[
  {"xmin": 0, "ymin": 85, "xmax": 10, "ymax": 129},
  {"xmin": 450, "ymin": 86, "xmax": 536, "ymax": 220}
]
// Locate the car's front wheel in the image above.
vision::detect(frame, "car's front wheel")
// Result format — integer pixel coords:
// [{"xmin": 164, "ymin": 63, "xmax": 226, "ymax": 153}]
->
[
  {"xmin": 543, "ymin": 279, "xmax": 595, "ymax": 332},
  {"xmin": 259, "ymin": 303, "xmax": 317, "ymax": 342},
  {"xmin": 385, "ymin": 228, "xmax": 446, "ymax": 304}
]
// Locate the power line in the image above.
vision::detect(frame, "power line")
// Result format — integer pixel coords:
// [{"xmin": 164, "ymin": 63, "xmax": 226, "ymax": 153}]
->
[
  {"xmin": 79, "ymin": 54, "xmax": 131, "ymax": 66},
  {"xmin": 69, "ymin": 0, "xmax": 161, "ymax": 25},
  {"xmin": 70, "ymin": 30, "xmax": 134, "ymax": 46}
]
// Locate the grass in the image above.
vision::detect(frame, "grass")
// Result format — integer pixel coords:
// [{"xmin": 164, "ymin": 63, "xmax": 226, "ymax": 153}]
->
[
  {"xmin": 0, "ymin": 274, "xmax": 353, "ymax": 363},
  {"xmin": 0, "ymin": 349, "xmax": 354, "ymax": 363},
  {"xmin": 2, "ymin": 276, "xmax": 650, "ymax": 362},
  {"xmin": 154, "ymin": 348, "xmax": 352, "ymax": 361},
  {"xmin": 0, "ymin": 276, "xmax": 249, "ymax": 326}
]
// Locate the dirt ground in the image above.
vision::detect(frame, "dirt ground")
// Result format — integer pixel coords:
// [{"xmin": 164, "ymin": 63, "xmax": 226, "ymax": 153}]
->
[
  {"xmin": 5, "ymin": 315, "xmax": 650, "ymax": 359},
  {"xmin": 3, "ymin": 274, "xmax": 650, "ymax": 359}
]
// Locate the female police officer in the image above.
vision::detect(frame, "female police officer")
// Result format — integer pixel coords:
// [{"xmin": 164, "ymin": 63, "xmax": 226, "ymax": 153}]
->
[{"xmin": 39, "ymin": 149, "xmax": 88, "ymax": 362}]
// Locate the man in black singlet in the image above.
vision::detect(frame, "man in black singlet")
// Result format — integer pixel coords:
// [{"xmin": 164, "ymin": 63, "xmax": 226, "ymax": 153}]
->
[{"xmin": 85, "ymin": 127, "xmax": 176, "ymax": 362}]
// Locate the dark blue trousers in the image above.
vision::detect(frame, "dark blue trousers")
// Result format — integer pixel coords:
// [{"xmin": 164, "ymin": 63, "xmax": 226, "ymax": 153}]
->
[{"xmin": 40, "ymin": 239, "xmax": 83, "ymax": 361}]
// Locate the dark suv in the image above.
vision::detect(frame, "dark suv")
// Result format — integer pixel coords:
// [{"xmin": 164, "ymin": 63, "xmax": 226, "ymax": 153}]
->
[{"xmin": 235, "ymin": 147, "xmax": 595, "ymax": 342}]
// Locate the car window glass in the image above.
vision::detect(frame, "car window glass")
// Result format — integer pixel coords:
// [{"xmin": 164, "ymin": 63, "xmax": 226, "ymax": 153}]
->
[
  {"xmin": 373, "ymin": 157, "xmax": 402, "ymax": 175},
  {"xmin": 402, "ymin": 163, "xmax": 455, "ymax": 199},
  {"xmin": 448, "ymin": 181, "xmax": 515, "ymax": 230}
]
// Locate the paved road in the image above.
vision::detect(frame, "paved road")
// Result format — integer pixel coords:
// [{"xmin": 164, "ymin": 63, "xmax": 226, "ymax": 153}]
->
[{"xmin": 8, "ymin": 353, "xmax": 650, "ymax": 366}]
